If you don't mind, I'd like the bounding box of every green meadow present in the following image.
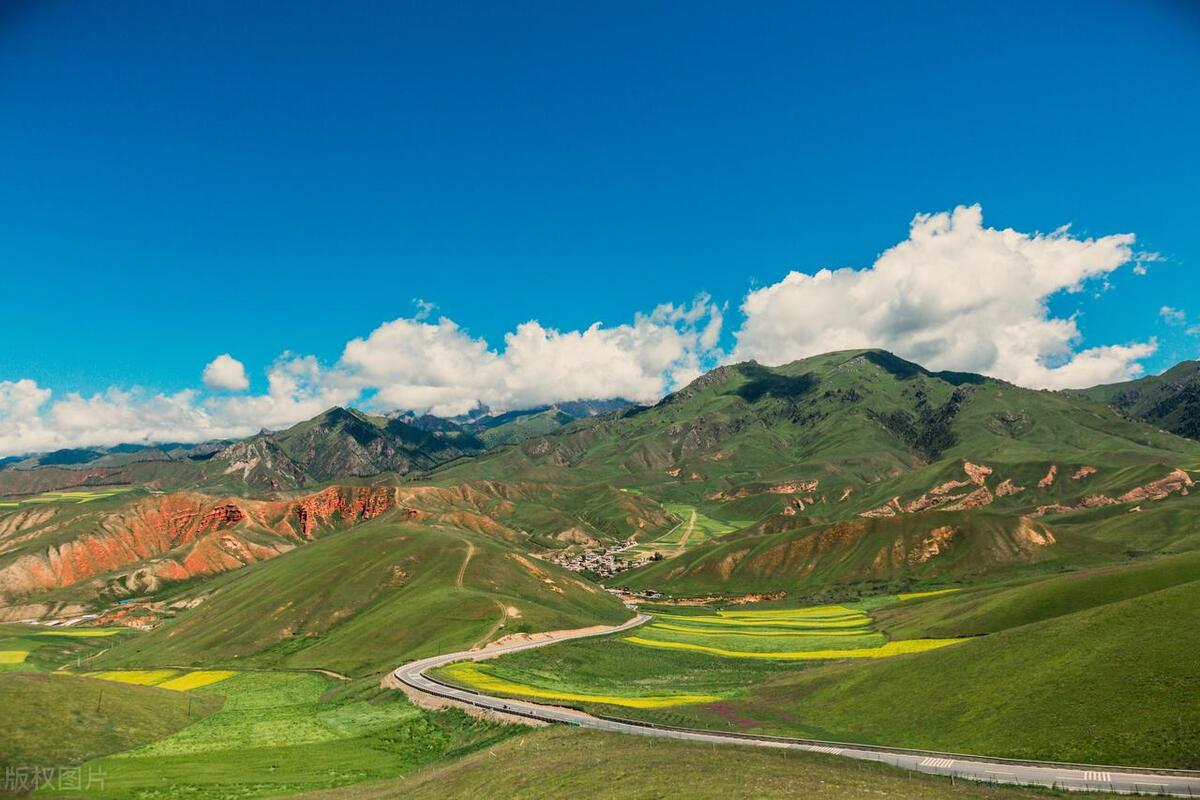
[32,672,516,800]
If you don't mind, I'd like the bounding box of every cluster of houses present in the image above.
[546,544,650,578]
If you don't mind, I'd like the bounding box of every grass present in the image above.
[874,549,1200,639]
[0,672,221,793]
[288,726,1114,800]
[439,661,722,708]
[96,514,630,677]
[35,672,517,799]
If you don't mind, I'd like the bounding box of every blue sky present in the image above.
[0,1,1198,452]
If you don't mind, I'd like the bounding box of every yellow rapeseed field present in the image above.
[155,670,237,691]
[0,651,29,664]
[88,669,178,686]
[623,636,969,659]
[649,623,871,637]
[655,613,870,629]
[716,605,858,618]
[35,628,122,637]
[441,662,721,708]
[897,588,962,601]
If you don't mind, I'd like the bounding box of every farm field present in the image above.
[80,668,236,692]
[34,671,517,799]
[623,502,749,558]
[0,488,133,506]
[0,625,135,673]
[432,602,968,715]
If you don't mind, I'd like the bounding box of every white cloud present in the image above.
[1160,306,1187,326]
[733,205,1153,389]
[202,354,250,391]
[342,296,723,416]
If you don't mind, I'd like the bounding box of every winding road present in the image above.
[392,614,1200,797]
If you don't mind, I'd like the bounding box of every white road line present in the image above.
[920,757,956,769]
[805,745,844,755]
[1083,771,1111,782]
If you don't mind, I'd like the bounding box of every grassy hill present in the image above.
[1071,360,1200,441]
[616,510,1095,596]
[33,673,514,800]
[95,509,631,676]
[292,727,1098,800]
[713,579,1200,767]
[0,672,222,793]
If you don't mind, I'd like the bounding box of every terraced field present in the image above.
[432,602,969,712]
[624,605,967,659]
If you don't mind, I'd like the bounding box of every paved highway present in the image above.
[393,614,1200,796]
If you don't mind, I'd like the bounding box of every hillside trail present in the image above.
[472,600,511,650]
[455,541,476,589]
[675,509,698,550]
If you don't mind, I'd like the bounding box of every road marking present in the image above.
[806,745,844,755]
[1083,771,1112,782]
[920,757,955,769]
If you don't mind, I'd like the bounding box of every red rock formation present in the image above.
[941,486,994,511]
[995,479,1025,497]
[963,461,992,486]
[292,486,393,538]
[1072,466,1098,480]
[0,486,396,604]
[1117,469,1193,502]
[1037,464,1058,488]
[907,525,959,565]
[766,479,820,494]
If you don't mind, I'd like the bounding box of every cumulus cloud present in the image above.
[342,296,723,416]
[202,354,250,391]
[733,205,1153,389]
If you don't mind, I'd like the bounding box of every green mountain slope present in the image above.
[95,509,631,676]
[1071,360,1200,441]
[440,349,1200,593]
[714,578,1200,767]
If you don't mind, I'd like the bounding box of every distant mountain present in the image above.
[1070,360,1200,441]
[214,407,486,490]
[388,398,635,447]
[0,407,486,496]
[0,442,228,471]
